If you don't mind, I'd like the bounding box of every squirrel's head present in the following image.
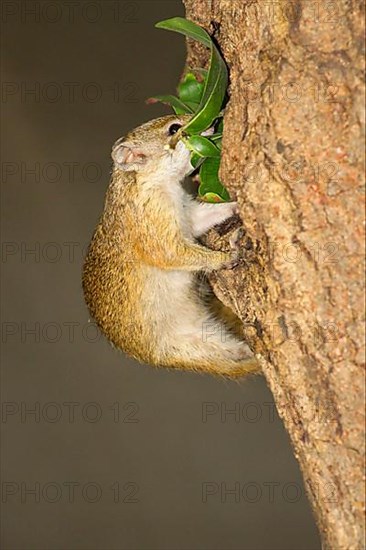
[111,114,195,180]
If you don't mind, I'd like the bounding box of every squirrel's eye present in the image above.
[168,123,182,136]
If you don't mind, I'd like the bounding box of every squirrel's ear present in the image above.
[112,142,147,171]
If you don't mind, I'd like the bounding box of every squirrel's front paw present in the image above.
[207,226,244,272]
[223,227,244,269]
[223,249,241,270]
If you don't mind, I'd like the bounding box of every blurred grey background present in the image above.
[1,1,320,549]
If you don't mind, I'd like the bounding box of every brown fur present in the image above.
[82,115,259,378]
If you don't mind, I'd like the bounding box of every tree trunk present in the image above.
[183,1,365,548]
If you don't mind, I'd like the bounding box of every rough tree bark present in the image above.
[183,0,365,548]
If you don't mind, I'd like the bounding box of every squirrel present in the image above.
[82,114,259,378]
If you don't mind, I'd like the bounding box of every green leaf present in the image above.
[200,192,226,203]
[185,101,200,111]
[155,17,230,202]
[198,157,230,202]
[190,68,209,80]
[156,17,228,134]
[186,46,227,134]
[178,73,204,104]
[210,135,222,149]
[190,153,203,169]
[146,94,194,114]
[185,135,220,158]
[156,17,211,47]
